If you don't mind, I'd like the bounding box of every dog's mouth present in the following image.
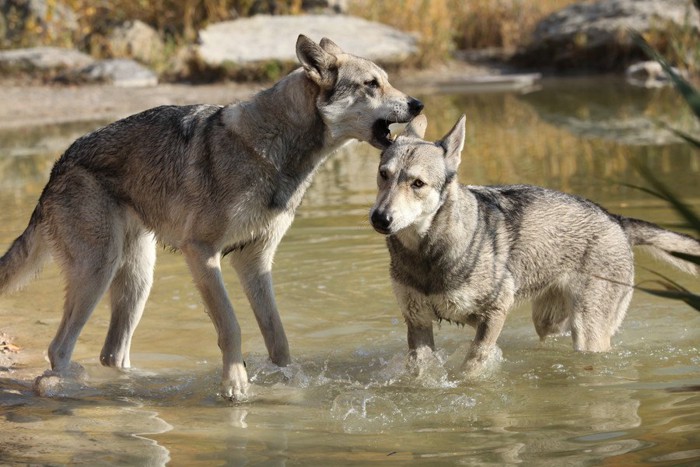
[371,120,413,149]
[372,224,391,235]
[371,119,395,149]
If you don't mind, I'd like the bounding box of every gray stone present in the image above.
[107,19,165,65]
[625,60,685,88]
[0,46,93,73]
[79,58,158,87]
[197,14,418,67]
[513,0,700,71]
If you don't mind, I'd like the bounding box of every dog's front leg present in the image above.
[407,322,435,357]
[462,310,507,376]
[182,242,249,401]
[230,237,291,367]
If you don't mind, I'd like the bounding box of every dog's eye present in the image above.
[412,179,425,189]
[379,169,388,180]
[364,79,379,89]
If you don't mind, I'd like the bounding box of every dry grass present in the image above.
[348,0,580,66]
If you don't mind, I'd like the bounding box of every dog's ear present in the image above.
[403,114,427,139]
[438,114,466,172]
[319,37,344,55]
[296,35,337,88]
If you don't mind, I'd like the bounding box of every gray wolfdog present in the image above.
[370,114,699,375]
[0,35,423,400]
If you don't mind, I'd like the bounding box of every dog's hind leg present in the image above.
[42,174,124,375]
[532,287,571,342]
[101,226,156,369]
[183,241,249,400]
[48,250,122,374]
[570,276,633,352]
[230,236,290,367]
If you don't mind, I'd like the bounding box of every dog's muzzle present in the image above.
[370,209,392,235]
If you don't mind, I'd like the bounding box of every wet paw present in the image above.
[220,381,250,403]
[220,364,250,402]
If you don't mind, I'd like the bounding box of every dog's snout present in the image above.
[371,210,393,234]
[408,98,424,116]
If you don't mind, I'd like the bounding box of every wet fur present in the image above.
[370,115,700,374]
[0,35,423,400]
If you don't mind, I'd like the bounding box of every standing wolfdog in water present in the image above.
[0,35,423,400]
[370,115,699,375]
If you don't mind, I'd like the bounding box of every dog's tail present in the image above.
[0,206,50,294]
[621,217,700,275]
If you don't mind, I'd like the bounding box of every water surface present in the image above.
[1,77,699,465]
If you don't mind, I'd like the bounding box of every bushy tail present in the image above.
[621,217,700,275]
[0,207,50,294]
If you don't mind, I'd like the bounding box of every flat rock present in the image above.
[197,14,418,66]
[0,46,94,73]
[78,58,158,87]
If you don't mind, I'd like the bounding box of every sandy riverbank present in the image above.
[0,60,498,130]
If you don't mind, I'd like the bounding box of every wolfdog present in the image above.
[370,114,699,375]
[0,35,423,400]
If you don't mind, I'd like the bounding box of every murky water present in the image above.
[1,77,699,465]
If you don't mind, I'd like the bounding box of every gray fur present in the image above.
[370,114,699,375]
[0,35,423,400]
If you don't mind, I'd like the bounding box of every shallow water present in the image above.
[1,77,699,465]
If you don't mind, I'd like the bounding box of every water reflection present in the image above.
[1,79,699,465]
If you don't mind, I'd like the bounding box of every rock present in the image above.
[77,58,158,87]
[0,46,93,75]
[512,0,700,71]
[301,0,347,14]
[197,14,418,67]
[230,0,347,16]
[0,0,78,47]
[625,60,685,87]
[107,19,165,65]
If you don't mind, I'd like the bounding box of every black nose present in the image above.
[408,98,424,115]
[371,210,392,233]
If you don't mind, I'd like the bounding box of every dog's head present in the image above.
[296,35,423,149]
[370,114,466,236]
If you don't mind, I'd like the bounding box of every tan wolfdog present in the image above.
[0,35,423,400]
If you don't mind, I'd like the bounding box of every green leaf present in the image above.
[635,163,700,235]
[669,127,700,150]
[670,251,700,266]
[631,31,700,119]
[636,286,700,311]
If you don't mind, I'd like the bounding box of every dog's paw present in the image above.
[33,362,88,397]
[220,382,250,402]
[461,345,503,379]
[220,364,251,402]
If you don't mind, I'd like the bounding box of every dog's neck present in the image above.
[223,70,348,171]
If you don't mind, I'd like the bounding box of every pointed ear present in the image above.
[319,37,344,55]
[403,114,427,139]
[296,34,337,88]
[438,114,466,172]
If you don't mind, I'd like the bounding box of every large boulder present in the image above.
[512,0,700,71]
[107,20,164,65]
[197,14,418,68]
